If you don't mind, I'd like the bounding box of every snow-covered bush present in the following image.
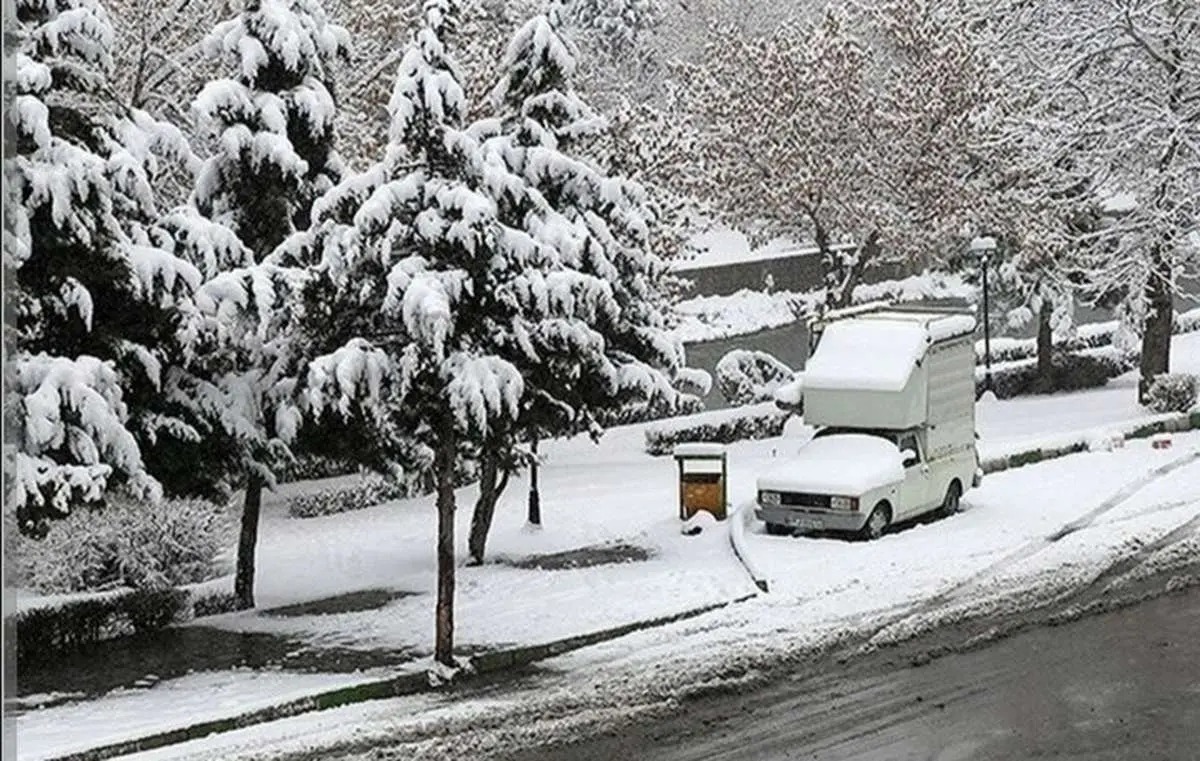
[14,586,203,664]
[1146,374,1198,414]
[1176,308,1200,335]
[286,475,407,518]
[286,461,479,518]
[715,350,794,406]
[980,350,1133,400]
[9,495,234,594]
[644,405,790,456]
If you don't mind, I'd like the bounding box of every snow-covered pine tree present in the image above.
[458,2,701,562]
[292,0,557,666]
[5,0,212,536]
[188,0,351,608]
[568,0,658,61]
[193,0,349,258]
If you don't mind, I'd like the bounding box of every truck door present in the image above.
[897,432,931,517]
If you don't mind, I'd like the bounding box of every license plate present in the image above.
[788,516,822,530]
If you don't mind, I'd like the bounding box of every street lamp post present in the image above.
[527,432,541,526]
[971,236,997,395]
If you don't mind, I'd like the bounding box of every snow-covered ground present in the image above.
[671,272,974,343]
[110,434,1200,761]
[12,331,1200,761]
[670,227,802,272]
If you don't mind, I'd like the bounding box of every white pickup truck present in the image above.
[756,305,981,540]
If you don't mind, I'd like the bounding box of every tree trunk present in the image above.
[1138,251,1174,404]
[467,450,499,566]
[1036,296,1054,389]
[467,453,512,566]
[434,437,457,668]
[235,479,263,610]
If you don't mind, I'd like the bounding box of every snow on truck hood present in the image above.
[757,434,905,496]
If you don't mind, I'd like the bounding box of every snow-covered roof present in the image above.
[757,434,904,495]
[803,319,929,392]
[673,442,728,458]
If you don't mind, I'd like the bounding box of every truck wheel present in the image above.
[765,522,791,536]
[939,481,962,518]
[859,503,890,541]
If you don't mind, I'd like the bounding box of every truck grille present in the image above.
[761,491,832,509]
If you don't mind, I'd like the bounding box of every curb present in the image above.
[981,410,1200,475]
[728,501,769,593]
[50,594,757,761]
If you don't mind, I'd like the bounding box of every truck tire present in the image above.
[939,481,962,518]
[859,503,890,541]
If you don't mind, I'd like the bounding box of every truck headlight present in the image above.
[759,490,781,506]
[830,495,859,511]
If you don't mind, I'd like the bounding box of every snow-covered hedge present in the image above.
[287,475,409,518]
[644,403,791,456]
[12,579,239,665]
[978,349,1134,399]
[286,462,480,519]
[8,495,234,594]
[977,308,1200,365]
[1146,374,1199,414]
[715,350,794,406]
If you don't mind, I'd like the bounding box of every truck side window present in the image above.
[899,434,921,465]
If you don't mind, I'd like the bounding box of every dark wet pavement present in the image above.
[16,589,418,702]
[507,587,1200,761]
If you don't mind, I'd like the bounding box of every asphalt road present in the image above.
[506,587,1200,761]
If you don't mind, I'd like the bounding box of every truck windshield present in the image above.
[813,427,900,445]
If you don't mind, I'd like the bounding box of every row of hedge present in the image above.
[644,404,791,456]
[13,579,240,665]
[286,459,480,519]
[977,307,1200,365]
[977,348,1136,399]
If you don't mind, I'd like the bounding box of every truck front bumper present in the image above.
[755,505,868,533]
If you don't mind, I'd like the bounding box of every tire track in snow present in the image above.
[860,447,1200,648]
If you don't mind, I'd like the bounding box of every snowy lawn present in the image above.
[12,332,1200,761]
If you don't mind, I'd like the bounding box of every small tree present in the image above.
[464,2,700,562]
[190,0,350,608]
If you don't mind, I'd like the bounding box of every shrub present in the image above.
[287,475,409,519]
[1146,373,1199,414]
[123,588,190,633]
[715,350,795,406]
[285,461,480,519]
[980,350,1133,399]
[9,495,235,594]
[645,403,790,456]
